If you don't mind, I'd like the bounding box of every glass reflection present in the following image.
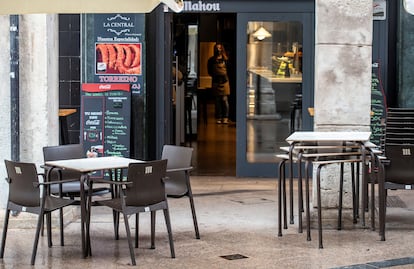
[246,21,303,163]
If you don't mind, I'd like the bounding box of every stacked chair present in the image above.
[278,140,364,248]
[378,108,414,241]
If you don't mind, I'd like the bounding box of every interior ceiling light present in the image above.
[162,0,184,12]
[252,26,272,41]
[404,0,414,14]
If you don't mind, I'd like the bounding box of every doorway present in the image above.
[172,13,237,176]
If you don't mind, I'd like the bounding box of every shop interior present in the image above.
[172,13,237,176]
[172,13,304,176]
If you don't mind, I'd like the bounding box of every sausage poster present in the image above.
[82,13,145,94]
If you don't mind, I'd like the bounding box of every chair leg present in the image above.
[305,161,311,241]
[135,214,139,248]
[298,155,303,233]
[355,163,360,219]
[338,163,344,230]
[371,172,376,231]
[185,173,200,239]
[289,156,294,225]
[163,208,175,258]
[110,175,120,241]
[60,208,64,246]
[283,163,287,230]
[278,159,286,237]
[351,163,357,224]
[114,210,120,240]
[362,162,369,227]
[31,211,45,265]
[123,212,136,266]
[316,164,324,249]
[47,212,53,247]
[378,162,386,241]
[0,209,10,258]
[150,211,156,249]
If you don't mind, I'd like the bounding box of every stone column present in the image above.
[19,14,60,164]
[0,14,59,213]
[0,16,11,207]
[313,0,373,225]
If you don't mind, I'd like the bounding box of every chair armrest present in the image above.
[33,178,80,188]
[162,176,170,183]
[379,157,390,166]
[41,164,64,171]
[167,166,193,173]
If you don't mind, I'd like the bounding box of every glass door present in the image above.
[236,13,314,177]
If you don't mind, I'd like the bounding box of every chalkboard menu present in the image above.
[370,62,387,146]
[81,83,131,159]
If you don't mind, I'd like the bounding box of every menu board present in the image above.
[370,62,387,146]
[82,13,146,160]
[81,83,131,159]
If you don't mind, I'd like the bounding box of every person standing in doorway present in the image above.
[208,43,230,124]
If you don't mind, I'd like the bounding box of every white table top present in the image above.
[286,131,372,144]
[45,156,143,173]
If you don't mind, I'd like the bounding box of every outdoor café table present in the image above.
[44,156,142,258]
[284,131,372,248]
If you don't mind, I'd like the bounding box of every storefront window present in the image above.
[246,21,302,163]
[398,1,414,107]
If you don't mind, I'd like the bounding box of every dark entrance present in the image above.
[171,13,237,176]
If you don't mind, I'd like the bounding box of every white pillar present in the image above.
[0,16,11,207]
[314,0,373,214]
[19,14,60,164]
[0,14,59,210]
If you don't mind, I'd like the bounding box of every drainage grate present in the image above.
[220,254,249,260]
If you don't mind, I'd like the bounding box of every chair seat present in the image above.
[44,196,77,211]
[50,182,110,197]
[164,178,188,197]
[96,198,122,211]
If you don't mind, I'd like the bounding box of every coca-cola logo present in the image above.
[99,84,112,90]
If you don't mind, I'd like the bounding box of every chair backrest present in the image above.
[4,160,41,207]
[161,145,193,169]
[43,144,83,180]
[43,144,84,161]
[384,144,414,185]
[124,159,168,206]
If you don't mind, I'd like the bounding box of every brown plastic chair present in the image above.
[162,145,200,239]
[42,144,111,245]
[89,160,175,266]
[1,160,77,265]
[378,144,414,241]
[369,108,414,240]
[43,144,110,199]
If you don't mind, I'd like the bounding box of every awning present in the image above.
[0,0,183,15]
